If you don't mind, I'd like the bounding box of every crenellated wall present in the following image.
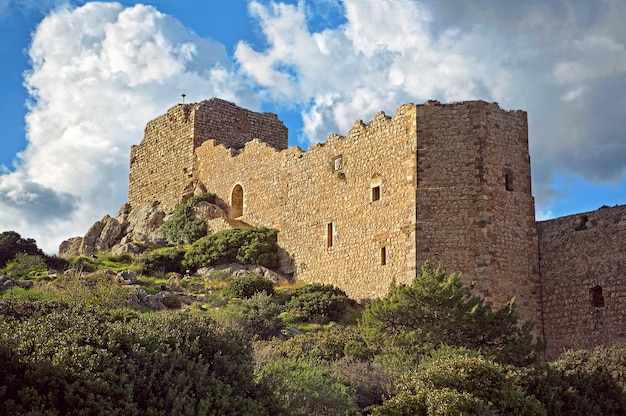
[128,98,287,212]
[122,97,626,356]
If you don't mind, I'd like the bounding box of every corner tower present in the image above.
[415,101,542,331]
[128,98,287,212]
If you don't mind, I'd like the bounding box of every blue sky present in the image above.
[1,0,625,253]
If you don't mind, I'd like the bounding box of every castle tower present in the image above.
[414,101,542,332]
[128,98,287,212]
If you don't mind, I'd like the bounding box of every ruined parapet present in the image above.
[128,98,287,213]
[538,204,626,359]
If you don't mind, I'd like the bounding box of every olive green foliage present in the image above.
[359,261,539,365]
[140,248,185,275]
[161,193,216,245]
[0,231,44,268]
[228,274,275,298]
[522,346,626,416]
[0,299,278,416]
[2,252,48,276]
[263,325,363,362]
[238,292,285,340]
[184,227,279,269]
[256,356,360,416]
[287,283,350,324]
[372,349,546,416]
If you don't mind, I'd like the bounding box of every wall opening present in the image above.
[589,286,605,308]
[371,176,382,202]
[380,246,387,265]
[326,222,334,248]
[231,184,244,218]
[372,186,381,202]
[504,169,514,192]
[332,155,343,172]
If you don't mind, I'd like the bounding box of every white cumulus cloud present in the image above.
[236,0,626,212]
[0,2,256,252]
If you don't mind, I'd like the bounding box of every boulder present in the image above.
[117,269,138,285]
[0,276,15,291]
[59,237,84,257]
[196,263,285,284]
[95,215,123,252]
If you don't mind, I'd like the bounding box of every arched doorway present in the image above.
[231,184,244,218]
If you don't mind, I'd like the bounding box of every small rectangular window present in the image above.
[372,185,381,202]
[380,247,387,265]
[504,169,514,192]
[327,222,334,248]
[333,156,343,171]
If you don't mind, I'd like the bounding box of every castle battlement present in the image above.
[125,97,626,359]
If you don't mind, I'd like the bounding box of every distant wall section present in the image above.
[538,205,626,359]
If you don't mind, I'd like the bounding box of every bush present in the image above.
[372,350,546,416]
[287,283,350,324]
[161,193,216,245]
[255,356,360,416]
[0,231,44,268]
[239,292,284,340]
[228,274,275,298]
[522,346,626,415]
[2,253,47,276]
[0,304,279,415]
[359,261,539,365]
[184,227,279,269]
[140,249,185,275]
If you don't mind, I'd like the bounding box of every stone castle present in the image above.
[63,98,626,359]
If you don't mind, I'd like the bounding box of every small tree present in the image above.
[0,231,44,268]
[359,261,539,365]
[160,193,216,245]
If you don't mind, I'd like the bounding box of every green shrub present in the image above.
[522,346,626,416]
[161,193,216,245]
[263,325,362,361]
[0,231,44,268]
[228,274,275,298]
[359,261,539,366]
[239,292,284,340]
[140,248,185,275]
[287,283,350,324]
[184,227,279,269]
[0,304,279,415]
[2,253,47,276]
[255,356,360,416]
[372,350,546,416]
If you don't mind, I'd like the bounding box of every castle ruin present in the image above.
[67,98,626,359]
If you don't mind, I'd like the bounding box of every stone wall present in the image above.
[128,99,287,212]
[194,105,419,300]
[414,101,542,332]
[538,205,626,359]
[127,98,542,330]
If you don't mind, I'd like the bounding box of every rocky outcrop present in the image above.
[59,198,229,258]
[59,215,123,257]
[197,263,286,284]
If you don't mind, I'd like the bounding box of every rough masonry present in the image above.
[66,97,626,359]
[128,98,543,336]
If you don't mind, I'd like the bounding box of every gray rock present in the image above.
[0,276,15,291]
[117,269,138,285]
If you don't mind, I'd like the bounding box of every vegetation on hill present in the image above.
[2,231,626,415]
[160,192,216,245]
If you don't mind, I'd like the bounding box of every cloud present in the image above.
[0,2,256,253]
[236,0,626,211]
